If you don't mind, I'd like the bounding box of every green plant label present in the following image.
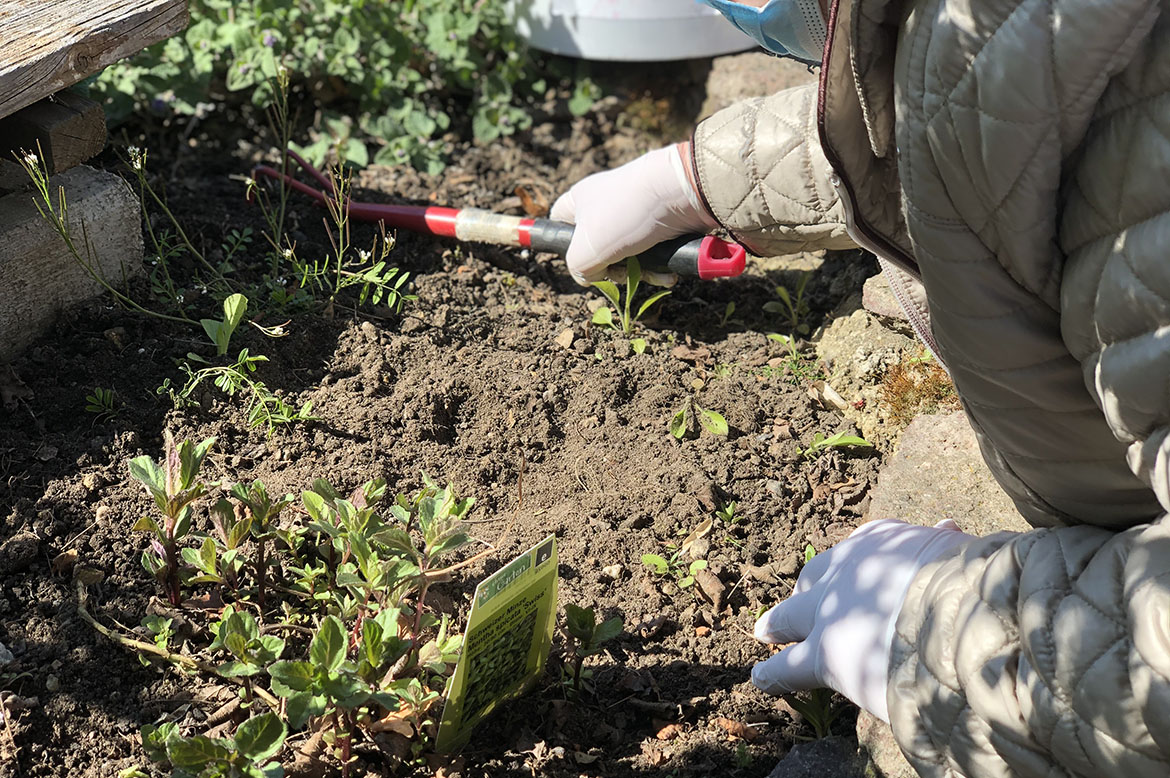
[434,535,558,754]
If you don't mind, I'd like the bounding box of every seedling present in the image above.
[563,604,623,696]
[138,615,174,667]
[670,401,729,440]
[85,387,118,422]
[800,431,873,459]
[715,501,743,526]
[717,300,739,328]
[591,257,671,334]
[642,551,708,589]
[786,688,842,739]
[763,272,811,334]
[202,293,248,356]
[231,480,296,609]
[804,543,817,565]
[141,713,286,778]
[129,433,216,606]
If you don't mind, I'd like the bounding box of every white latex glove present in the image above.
[550,143,718,286]
[752,519,973,722]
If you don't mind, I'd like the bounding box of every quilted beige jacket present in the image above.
[692,0,1170,775]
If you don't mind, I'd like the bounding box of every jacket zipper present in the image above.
[829,172,944,364]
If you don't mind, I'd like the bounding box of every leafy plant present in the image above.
[764,272,811,334]
[800,431,873,459]
[141,713,286,778]
[718,301,739,328]
[787,688,842,739]
[563,604,622,696]
[202,293,248,356]
[93,0,546,174]
[642,552,708,589]
[715,500,742,526]
[85,387,119,422]
[804,543,817,565]
[669,401,729,440]
[129,433,216,606]
[231,480,295,609]
[591,257,671,335]
[211,608,286,704]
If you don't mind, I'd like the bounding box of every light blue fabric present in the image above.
[700,0,827,64]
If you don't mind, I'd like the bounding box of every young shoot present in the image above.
[129,432,216,606]
[800,431,873,459]
[563,604,623,696]
[591,257,671,334]
[141,713,286,778]
[670,401,729,440]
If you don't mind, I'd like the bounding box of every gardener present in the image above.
[550,0,1170,775]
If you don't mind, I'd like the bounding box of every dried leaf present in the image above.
[514,185,548,218]
[712,716,759,742]
[670,344,712,364]
[637,615,668,640]
[679,518,713,557]
[656,723,683,741]
[808,380,850,411]
[51,549,78,575]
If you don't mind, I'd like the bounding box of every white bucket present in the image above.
[507,0,756,62]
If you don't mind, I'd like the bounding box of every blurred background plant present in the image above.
[89,0,567,174]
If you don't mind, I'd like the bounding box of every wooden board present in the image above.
[0,0,188,120]
[0,165,143,362]
[0,91,106,177]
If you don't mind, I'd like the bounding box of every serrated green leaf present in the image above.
[268,661,314,694]
[234,713,285,761]
[285,691,326,729]
[593,617,623,645]
[309,616,345,672]
[166,735,231,769]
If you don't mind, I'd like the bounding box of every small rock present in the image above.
[95,505,112,523]
[360,320,377,336]
[554,328,575,349]
[45,675,60,693]
[36,445,58,462]
[0,642,14,666]
[601,564,624,581]
[0,532,39,574]
[862,273,909,322]
[82,473,100,491]
[766,736,866,778]
[103,327,127,348]
[765,480,785,498]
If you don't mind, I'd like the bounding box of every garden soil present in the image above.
[0,59,886,777]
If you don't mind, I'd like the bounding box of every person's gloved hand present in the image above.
[550,143,718,286]
[752,519,973,722]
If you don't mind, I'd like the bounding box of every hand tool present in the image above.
[250,150,746,280]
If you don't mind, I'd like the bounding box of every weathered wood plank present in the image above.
[0,0,188,120]
[0,165,144,362]
[0,91,106,175]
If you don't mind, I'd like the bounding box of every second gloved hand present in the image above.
[550,144,718,286]
[752,519,974,722]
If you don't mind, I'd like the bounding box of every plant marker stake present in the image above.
[250,151,747,280]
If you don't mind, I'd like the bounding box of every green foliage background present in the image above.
[93,0,537,173]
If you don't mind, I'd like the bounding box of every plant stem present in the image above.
[257,535,267,611]
[164,530,181,607]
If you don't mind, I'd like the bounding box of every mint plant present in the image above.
[563,604,623,696]
[129,433,216,606]
[141,713,286,778]
[231,480,295,609]
[211,608,286,705]
[591,257,672,335]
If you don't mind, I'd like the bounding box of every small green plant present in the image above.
[138,615,175,667]
[734,741,754,768]
[670,401,729,439]
[141,713,286,778]
[202,293,248,356]
[591,257,671,335]
[787,688,843,739]
[563,604,623,696]
[804,543,817,565]
[800,431,873,459]
[642,552,708,589]
[85,387,119,422]
[715,500,742,526]
[129,433,216,606]
[718,300,739,327]
[764,272,811,334]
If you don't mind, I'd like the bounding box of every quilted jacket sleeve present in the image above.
[887,6,1170,776]
[691,83,857,257]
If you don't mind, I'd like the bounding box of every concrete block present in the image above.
[0,165,142,362]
